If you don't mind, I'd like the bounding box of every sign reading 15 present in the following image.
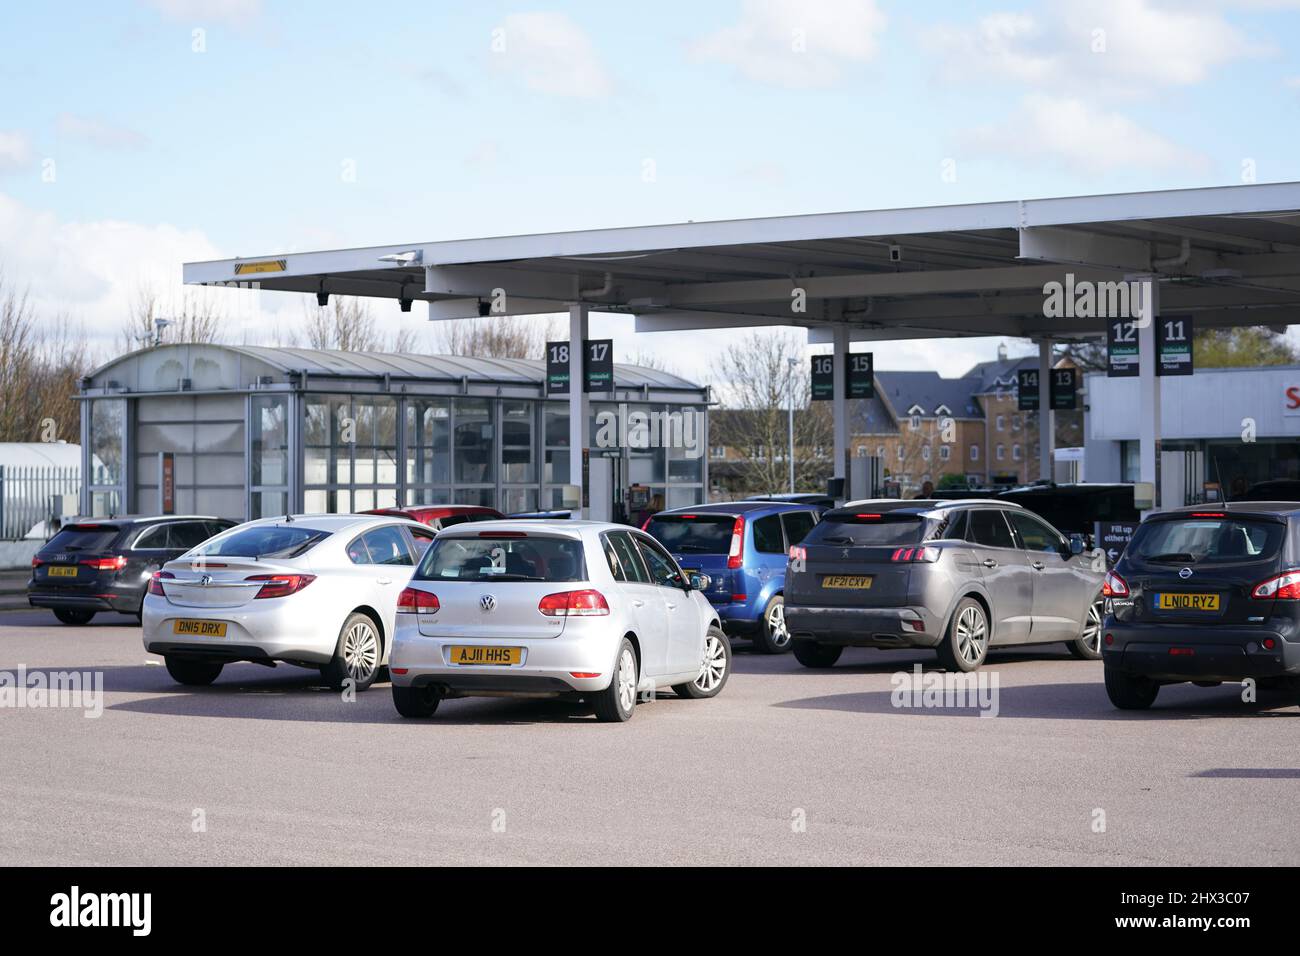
[848,354,871,374]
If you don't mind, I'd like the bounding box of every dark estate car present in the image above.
[28,515,236,624]
[785,499,1105,671]
[1101,502,1300,710]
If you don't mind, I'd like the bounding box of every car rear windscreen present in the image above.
[45,525,121,552]
[194,526,330,559]
[807,512,927,547]
[645,515,735,553]
[417,535,586,582]
[1131,515,1285,564]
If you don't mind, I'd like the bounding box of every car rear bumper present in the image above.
[140,594,338,666]
[28,583,142,614]
[785,604,939,648]
[389,619,618,696]
[1102,621,1300,681]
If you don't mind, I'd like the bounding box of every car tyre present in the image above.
[322,612,382,692]
[792,638,843,669]
[392,683,442,718]
[591,637,638,723]
[674,625,731,699]
[936,597,989,672]
[53,608,95,626]
[164,655,223,686]
[1066,595,1104,660]
[1104,665,1160,710]
[752,595,792,654]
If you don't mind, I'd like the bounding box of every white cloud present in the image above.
[143,0,263,24]
[56,114,149,150]
[691,0,887,88]
[491,13,612,98]
[963,94,1211,175]
[0,131,32,174]
[926,0,1268,93]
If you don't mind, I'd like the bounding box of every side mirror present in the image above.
[1068,534,1085,556]
[688,572,711,591]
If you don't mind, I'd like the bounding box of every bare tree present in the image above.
[118,284,223,352]
[714,331,833,495]
[0,272,90,443]
[299,297,385,352]
[431,314,555,359]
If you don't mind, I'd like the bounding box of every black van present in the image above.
[1100,503,1300,709]
[27,516,235,624]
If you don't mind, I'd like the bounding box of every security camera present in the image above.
[316,292,330,307]
[399,298,412,313]
[889,245,903,263]
[477,299,491,317]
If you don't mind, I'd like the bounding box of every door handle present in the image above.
[1031,562,1045,571]
[666,602,677,610]
[376,578,393,585]
[632,599,645,608]
[982,559,998,568]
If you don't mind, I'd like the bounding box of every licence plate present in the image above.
[48,566,78,578]
[450,645,523,666]
[822,575,873,589]
[1155,592,1220,612]
[173,619,228,637]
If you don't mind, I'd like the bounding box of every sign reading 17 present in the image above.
[588,341,609,362]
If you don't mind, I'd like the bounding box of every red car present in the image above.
[361,504,504,531]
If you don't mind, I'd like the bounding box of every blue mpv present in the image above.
[643,501,821,653]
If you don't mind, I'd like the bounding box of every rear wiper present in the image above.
[821,535,856,544]
[676,545,714,552]
[1146,552,1199,563]
[476,573,546,581]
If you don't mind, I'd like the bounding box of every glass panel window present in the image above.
[405,399,450,486]
[752,514,785,554]
[361,525,413,565]
[501,487,538,514]
[251,395,289,487]
[454,486,496,509]
[501,401,535,483]
[89,399,125,486]
[454,399,494,485]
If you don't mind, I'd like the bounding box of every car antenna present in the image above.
[1213,453,1229,503]
[284,513,294,523]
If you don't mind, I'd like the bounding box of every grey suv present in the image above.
[784,500,1105,671]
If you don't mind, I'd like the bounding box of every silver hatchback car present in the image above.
[784,500,1105,671]
[389,520,731,722]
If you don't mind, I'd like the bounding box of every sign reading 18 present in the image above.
[548,343,569,364]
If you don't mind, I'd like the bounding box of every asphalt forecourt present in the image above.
[2,608,1297,871]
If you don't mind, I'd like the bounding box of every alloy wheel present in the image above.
[1081,600,1103,654]
[766,601,790,648]
[694,633,728,692]
[616,647,637,713]
[342,620,379,682]
[955,605,988,666]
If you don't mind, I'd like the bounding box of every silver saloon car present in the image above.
[142,514,437,689]
[388,520,730,722]
[784,500,1105,671]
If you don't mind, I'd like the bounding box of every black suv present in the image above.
[28,516,235,624]
[1101,503,1300,710]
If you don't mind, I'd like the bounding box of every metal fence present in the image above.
[0,466,81,540]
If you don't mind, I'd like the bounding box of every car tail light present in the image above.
[538,588,610,617]
[148,570,174,596]
[727,516,745,570]
[640,517,652,531]
[569,671,602,679]
[31,556,44,568]
[1252,570,1300,600]
[1263,637,1277,650]
[81,555,126,571]
[788,545,807,563]
[855,513,882,520]
[1102,569,1129,597]
[245,573,316,599]
[1190,512,1226,518]
[396,586,440,613]
[890,546,940,563]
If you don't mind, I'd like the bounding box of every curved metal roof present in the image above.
[89,344,702,391]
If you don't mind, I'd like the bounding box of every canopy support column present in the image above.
[1038,338,1055,482]
[832,324,849,500]
[1137,276,1161,514]
[568,303,590,519]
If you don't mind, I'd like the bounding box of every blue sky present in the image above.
[2,0,1298,379]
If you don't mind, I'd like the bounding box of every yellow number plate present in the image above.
[822,575,873,589]
[173,619,228,637]
[47,566,78,578]
[450,645,523,666]
[1156,593,1219,612]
